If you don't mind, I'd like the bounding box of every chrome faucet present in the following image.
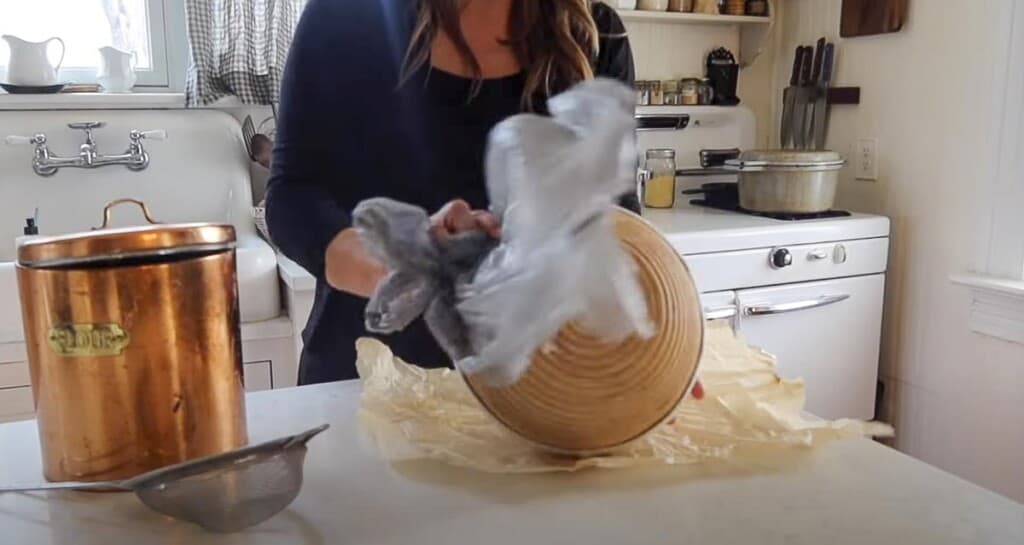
[5,122,166,177]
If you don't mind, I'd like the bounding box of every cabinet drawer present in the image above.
[0,386,35,423]
[0,360,30,388]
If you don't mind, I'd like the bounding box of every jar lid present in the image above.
[645,148,675,159]
[17,199,236,268]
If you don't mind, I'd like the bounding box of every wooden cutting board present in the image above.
[840,0,908,38]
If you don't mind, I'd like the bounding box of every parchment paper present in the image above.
[356,322,893,473]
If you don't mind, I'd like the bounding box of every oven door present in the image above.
[734,274,885,420]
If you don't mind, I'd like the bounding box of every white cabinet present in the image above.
[243,361,274,392]
[734,274,885,420]
[0,386,34,423]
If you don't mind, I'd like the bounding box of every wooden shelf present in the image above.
[614,2,776,67]
[616,9,772,25]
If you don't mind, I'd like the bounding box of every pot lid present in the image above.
[725,149,845,172]
[17,199,236,268]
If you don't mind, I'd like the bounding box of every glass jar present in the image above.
[635,81,651,106]
[698,78,715,105]
[639,149,677,208]
[649,80,664,105]
[680,78,700,105]
[746,0,768,15]
[668,0,693,12]
[662,79,681,105]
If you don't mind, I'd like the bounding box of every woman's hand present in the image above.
[430,199,501,239]
[324,228,387,297]
[325,199,498,298]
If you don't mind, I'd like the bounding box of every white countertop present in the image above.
[1,381,1021,544]
[642,203,891,255]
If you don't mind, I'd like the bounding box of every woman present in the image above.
[267,0,669,387]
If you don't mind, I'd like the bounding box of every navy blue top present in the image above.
[266,0,636,384]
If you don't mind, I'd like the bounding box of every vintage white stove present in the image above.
[637,105,889,420]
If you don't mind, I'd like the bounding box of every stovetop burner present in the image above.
[690,200,853,221]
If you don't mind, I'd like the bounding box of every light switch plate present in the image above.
[854,138,879,180]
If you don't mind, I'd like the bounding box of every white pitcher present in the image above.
[97,46,137,93]
[2,35,65,86]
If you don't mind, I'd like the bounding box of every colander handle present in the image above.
[95,198,160,230]
[283,423,331,448]
[0,480,127,493]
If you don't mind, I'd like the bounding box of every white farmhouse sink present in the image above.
[0,109,280,345]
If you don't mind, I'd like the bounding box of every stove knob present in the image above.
[834,244,847,264]
[770,248,793,269]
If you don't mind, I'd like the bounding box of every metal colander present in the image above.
[1,424,328,533]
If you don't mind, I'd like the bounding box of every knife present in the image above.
[791,46,814,150]
[779,46,804,148]
[804,38,826,150]
[813,43,835,150]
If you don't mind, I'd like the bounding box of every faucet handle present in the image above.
[68,121,106,131]
[130,129,166,141]
[5,134,46,146]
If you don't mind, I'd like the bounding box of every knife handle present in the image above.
[799,46,813,85]
[810,38,826,83]
[789,46,803,86]
[822,43,835,85]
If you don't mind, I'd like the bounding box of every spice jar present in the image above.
[635,81,651,106]
[662,79,681,105]
[649,80,664,105]
[725,0,746,15]
[746,0,768,15]
[638,149,677,208]
[680,78,700,105]
[698,78,715,105]
[668,0,693,11]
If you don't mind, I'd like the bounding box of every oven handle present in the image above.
[704,305,738,320]
[743,294,850,316]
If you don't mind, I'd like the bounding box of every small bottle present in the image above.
[16,214,41,252]
[24,217,38,236]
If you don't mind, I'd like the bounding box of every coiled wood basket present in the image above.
[464,208,705,453]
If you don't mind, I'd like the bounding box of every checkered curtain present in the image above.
[184,0,309,106]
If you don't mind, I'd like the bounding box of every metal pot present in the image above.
[16,199,248,483]
[725,150,845,214]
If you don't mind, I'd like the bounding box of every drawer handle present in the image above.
[704,305,737,320]
[743,294,850,316]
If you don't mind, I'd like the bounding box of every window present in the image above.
[0,0,187,89]
[951,0,1024,345]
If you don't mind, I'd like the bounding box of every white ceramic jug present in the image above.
[97,46,137,93]
[2,35,65,86]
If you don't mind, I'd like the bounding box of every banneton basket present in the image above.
[464,208,705,453]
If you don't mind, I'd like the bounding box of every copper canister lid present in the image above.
[17,199,236,268]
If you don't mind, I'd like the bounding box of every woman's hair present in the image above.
[402,0,600,109]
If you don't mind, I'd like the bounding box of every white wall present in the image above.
[755,0,1024,502]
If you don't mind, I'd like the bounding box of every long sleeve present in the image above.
[265,0,409,277]
[592,3,641,213]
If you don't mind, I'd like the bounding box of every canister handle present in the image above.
[95,198,161,230]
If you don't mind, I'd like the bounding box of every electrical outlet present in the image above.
[854,138,879,181]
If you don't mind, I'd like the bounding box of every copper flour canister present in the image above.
[16,199,248,482]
